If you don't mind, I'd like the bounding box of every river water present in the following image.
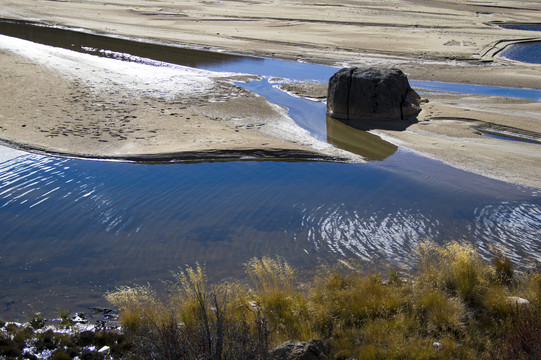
[0,20,540,320]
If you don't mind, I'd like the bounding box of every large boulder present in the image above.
[327,67,421,124]
[269,340,327,360]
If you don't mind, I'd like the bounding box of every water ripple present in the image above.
[470,202,541,263]
[0,150,540,321]
[297,203,441,263]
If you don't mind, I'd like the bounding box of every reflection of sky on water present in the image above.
[238,78,328,140]
[204,57,337,83]
[498,23,541,32]
[410,80,541,101]
[1,150,539,314]
[500,42,541,65]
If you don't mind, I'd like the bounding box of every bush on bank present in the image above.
[1,241,539,359]
[104,241,540,360]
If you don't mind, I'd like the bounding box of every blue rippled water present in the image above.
[1,148,540,319]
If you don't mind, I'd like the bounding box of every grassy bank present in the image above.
[1,241,540,359]
[106,241,539,359]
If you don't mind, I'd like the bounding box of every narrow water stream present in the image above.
[0,19,540,321]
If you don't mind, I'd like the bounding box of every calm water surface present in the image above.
[498,23,541,32]
[500,42,541,64]
[1,19,540,320]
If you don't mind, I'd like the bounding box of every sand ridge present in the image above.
[0,35,356,162]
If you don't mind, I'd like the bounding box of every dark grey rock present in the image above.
[269,339,327,360]
[327,67,421,124]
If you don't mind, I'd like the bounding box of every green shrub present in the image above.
[50,350,72,360]
[58,309,74,328]
[0,332,21,357]
[29,312,46,330]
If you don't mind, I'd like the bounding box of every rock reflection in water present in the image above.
[326,114,397,161]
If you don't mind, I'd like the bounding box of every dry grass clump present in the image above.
[106,263,268,360]
[105,241,540,360]
[105,284,159,335]
[245,257,313,343]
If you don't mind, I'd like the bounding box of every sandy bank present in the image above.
[285,81,541,189]
[374,95,541,189]
[0,35,355,162]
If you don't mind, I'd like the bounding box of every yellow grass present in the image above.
[105,241,540,360]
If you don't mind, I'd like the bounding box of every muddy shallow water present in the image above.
[0,19,540,320]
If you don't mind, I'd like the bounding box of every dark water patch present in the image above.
[499,41,541,64]
[0,18,256,69]
[496,22,541,32]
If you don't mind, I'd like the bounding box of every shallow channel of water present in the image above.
[0,19,540,320]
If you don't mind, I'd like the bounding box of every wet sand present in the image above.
[0,0,540,186]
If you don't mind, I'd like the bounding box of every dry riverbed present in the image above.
[0,0,540,187]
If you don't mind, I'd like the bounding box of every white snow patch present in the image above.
[0,34,234,100]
